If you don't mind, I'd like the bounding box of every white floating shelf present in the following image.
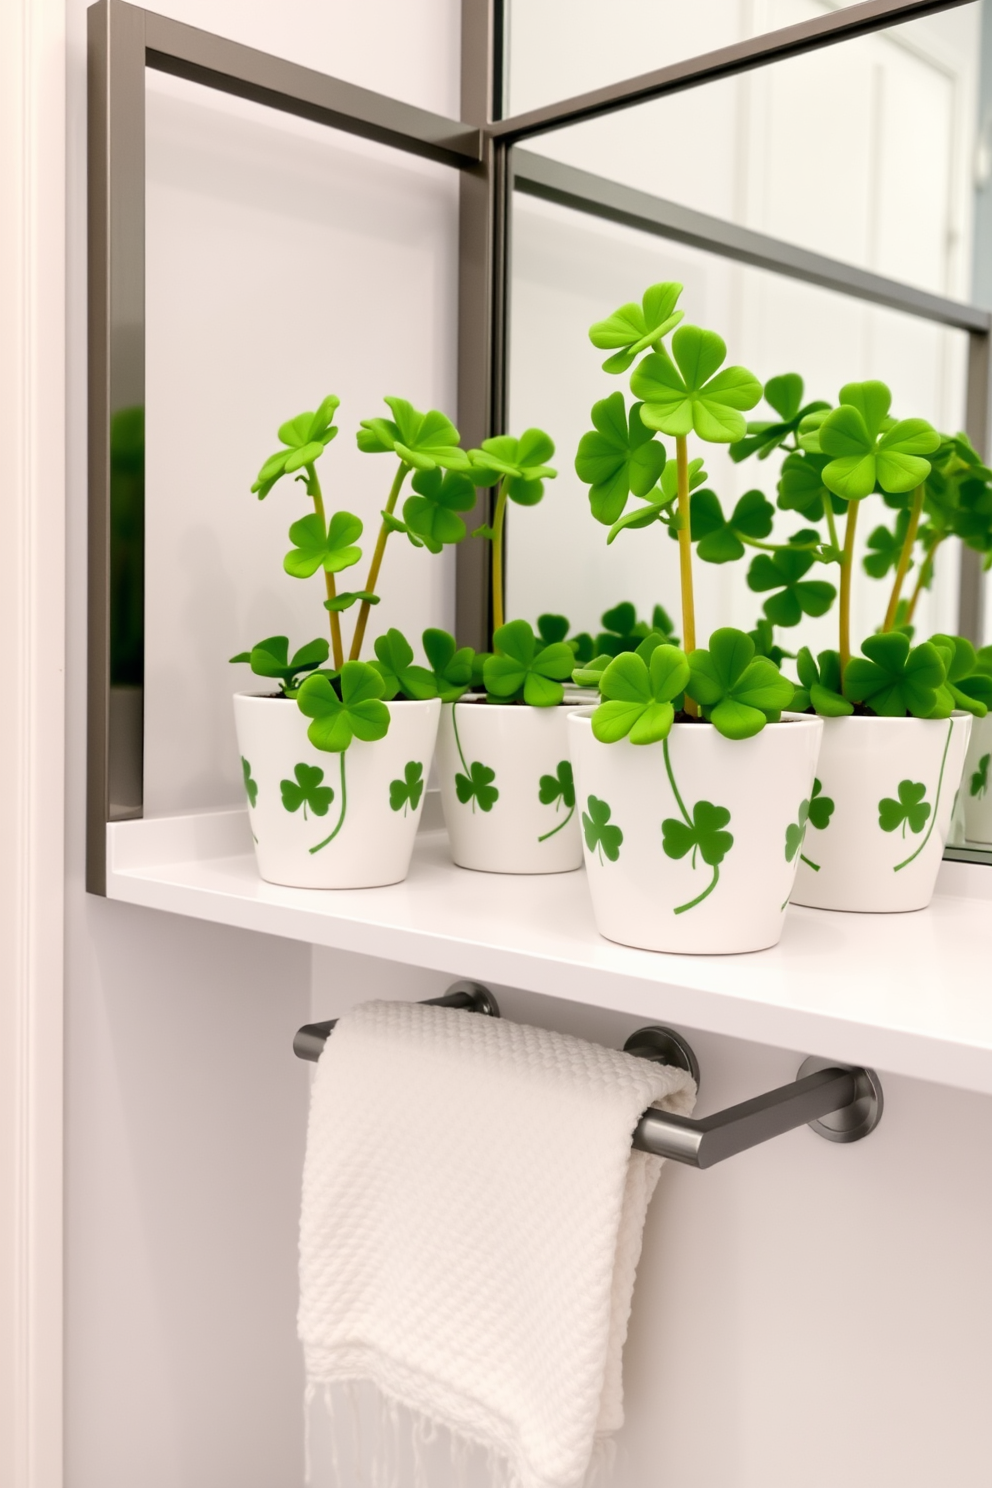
[106,803,992,1096]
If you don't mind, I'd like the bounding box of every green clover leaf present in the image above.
[241,756,258,809]
[357,397,470,472]
[776,450,845,520]
[631,325,762,444]
[229,635,330,693]
[687,627,795,739]
[808,777,835,830]
[296,663,390,753]
[588,281,684,373]
[423,627,474,702]
[536,614,569,645]
[455,760,498,813]
[389,760,424,815]
[795,647,852,717]
[971,753,990,799]
[747,545,836,628]
[280,762,335,820]
[662,801,733,868]
[582,795,623,863]
[401,468,476,553]
[730,374,831,463]
[607,455,706,544]
[324,590,380,613]
[844,633,946,718]
[592,645,689,745]
[819,381,940,500]
[251,395,340,498]
[678,488,775,564]
[539,759,575,810]
[370,628,437,702]
[284,510,363,579]
[483,619,573,706]
[878,780,931,836]
[748,618,794,669]
[928,633,991,718]
[575,394,666,525]
[469,428,557,507]
[863,509,913,578]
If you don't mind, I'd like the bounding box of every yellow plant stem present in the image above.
[307,464,343,670]
[881,484,924,633]
[675,435,698,717]
[906,532,943,625]
[491,479,508,637]
[839,498,860,674]
[349,460,410,661]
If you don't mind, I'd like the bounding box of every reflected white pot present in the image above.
[567,710,823,954]
[233,693,440,889]
[791,712,972,913]
[435,698,583,874]
[962,712,992,846]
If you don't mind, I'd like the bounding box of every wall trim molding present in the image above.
[0,0,67,1483]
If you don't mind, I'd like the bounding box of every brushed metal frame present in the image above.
[87,0,989,892]
[293,987,884,1167]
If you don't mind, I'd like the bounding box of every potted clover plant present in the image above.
[432,429,588,874]
[230,395,474,889]
[731,379,990,910]
[569,283,823,954]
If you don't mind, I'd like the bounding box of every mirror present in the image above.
[502,0,992,862]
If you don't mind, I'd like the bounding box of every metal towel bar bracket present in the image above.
[294,981,882,1169]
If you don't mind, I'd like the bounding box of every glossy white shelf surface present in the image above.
[106,804,992,1095]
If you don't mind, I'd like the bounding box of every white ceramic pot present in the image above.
[567,710,823,954]
[962,711,992,845]
[435,697,583,873]
[791,712,972,913]
[233,692,441,888]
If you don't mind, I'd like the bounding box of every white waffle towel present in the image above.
[298,1000,696,1488]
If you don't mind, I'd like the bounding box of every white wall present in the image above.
[64,4,992,1488]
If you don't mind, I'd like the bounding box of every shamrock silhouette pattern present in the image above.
[971,753,990,799]
[537,760,576,842]
[661,740,733,914]
[456,760,499,814]
[808,777,835,831]
[280,763,334,820]
[878,780,931,838]
[784,800,810,865]
[582,796,623,864]
[241,756,258,809]
[389,761,425,816]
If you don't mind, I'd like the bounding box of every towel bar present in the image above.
[295,982,882,1168]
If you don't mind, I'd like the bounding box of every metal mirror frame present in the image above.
[87,0,988,892]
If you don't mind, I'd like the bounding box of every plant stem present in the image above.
[882,484,924,632]
[309,752,348,854]
[821,491,841,555]
[491,479,508,638]
[349,460,410,661]
[741,536,820,554]
[839,499,860,674]
[306,464,343,670]
[905,532,943,625]
[675,435,697,716]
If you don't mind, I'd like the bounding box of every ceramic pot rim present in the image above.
[568,707,823,731]
[234,691,439,711]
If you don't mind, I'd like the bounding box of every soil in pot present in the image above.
[435,694,584,874]
[568,709,824,954]
[234,692,441,889]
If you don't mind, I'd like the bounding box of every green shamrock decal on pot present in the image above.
[574,393,667,525]
[971,753,990,799]
[483,620,574,707]
[809,778,835,831]
[455,760,498,814]
[844,633,945,717]
[592,644,689,745]
[251,395,340,499]
[631,325,762,443]
[785,800,811,866]
[280,763,334,820]
[747,542,836,628]
[660,740,733,916]
[588,280,684,374]
[879,781,931,838]
[784,778,835,883]
[538,760,576,842]
[241,756,258,809]
[582,796,623,864]
[389,761,424,815]
[284,510,363,579]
